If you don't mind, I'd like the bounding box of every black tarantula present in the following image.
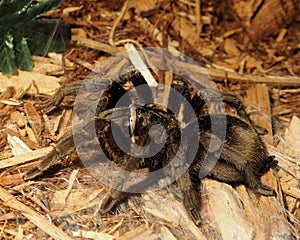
[24,70,277,225]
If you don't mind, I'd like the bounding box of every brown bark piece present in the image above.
[233,0,300,39]
[0,173,24,187]
[0,87,15,109]
[242,84,297,238]
[245,83,273,143]
[24,102,42,145]
[0,87,17,123]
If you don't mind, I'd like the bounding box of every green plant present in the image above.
[0,0,71,75]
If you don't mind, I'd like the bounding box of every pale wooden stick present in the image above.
[195,0,202,37]
[148,55,300,86]
[72,36,119,55]
[0,146,54,170]
[205,68,300,86]
[125,43,158,87]
[108,0,131,46]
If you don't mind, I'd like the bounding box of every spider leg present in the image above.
[25,70,141,177]
[44,82,82,113]
[220,93,271,137]
[215,143,276,196]
[177,171,202,225]
[197,111,276,196]
[23,131,75,180]
[244,166,276,196]
[206,161,243,183]
[165,142,202,226]
[197,88,252,124]
[99,155,138,214]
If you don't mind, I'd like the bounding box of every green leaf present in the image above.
[15,37,34,71]
[0,0,61,24]
[0,31,17,75]
[23,0,61,21]
[0,0,70,75]
[16,19,71,56]
[0,0,33,20]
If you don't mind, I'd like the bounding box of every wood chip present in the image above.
[7,134,32,156]
[0,99,22,106]
[72,35,119,55]
[224,38,240,56]
[201,179,254,239]
[0,87,15,109]
[62,6,83,16]
[245,84,273,143]
[0,186,73,240]
[0,173,24,187]
[57,109,72,139]
[0,71,60,95]
[0,146,54,170]
[277,116,300,157]
[142,190,206,240]
[24,102,42,144]
[118,224,177,240]
[71,230,114,240]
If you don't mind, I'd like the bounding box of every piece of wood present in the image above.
[200,180,254,239]
[7,134,32,156]
[0,87,16,109]
[193,66,300,87]
[0,186,73,240]
[245,84,273,143]
[0,71,60,95]
[71,230,114,240]
[233,0,299,39]
[72,35,119,55]
[142,190,207,240]
[242,84,297,237]
[277,116,300,157]
[274,116,300,223]
[57,109,73,139]
[0,146,53,170]
[125,43,158,87]
[205,68,300,86]
[148,54,300,86]
[24,102,42,145]
[6,129,40,150]
[118,225,177,240]
[200,178,297,239]
[0,173,24,187]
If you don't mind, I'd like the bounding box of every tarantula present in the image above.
[24,70,277,225]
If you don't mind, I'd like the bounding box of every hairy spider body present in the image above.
[95,105,181,171]
[24,70,277,225]
[191,113,277,195]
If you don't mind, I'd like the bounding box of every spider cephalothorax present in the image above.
[24,70,277,225]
